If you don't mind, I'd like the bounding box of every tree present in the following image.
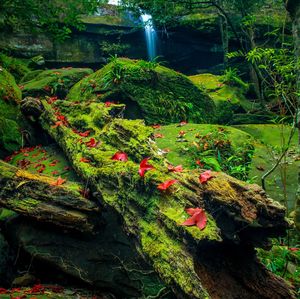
[0,0,107,41]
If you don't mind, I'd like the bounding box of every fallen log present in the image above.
[35,98,295,298]
[0,161,99,233]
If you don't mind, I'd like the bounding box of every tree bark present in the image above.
[32,98,296,299]
[0,161,99,233]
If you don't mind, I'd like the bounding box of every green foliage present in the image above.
[221,68,249,91]
[179,127,254,180]
[0,0,106,41]
[0,53,30,82]
[257,240,300,292]
[99,41,130,56]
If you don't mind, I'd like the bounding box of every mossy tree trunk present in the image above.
[0,161,99,233]
[32,97,296,298]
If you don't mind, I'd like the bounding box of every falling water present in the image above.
[141,14,157,61]
[107,0,157,61]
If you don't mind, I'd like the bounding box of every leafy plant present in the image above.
[180,128,254,180]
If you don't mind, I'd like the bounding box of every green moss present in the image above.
[22,68,94,97]
[20,69,44,83]
[189,73,256,124]
[0,53,30,82]
[0,208,17,222]
[67,58,216,124]
[0,68,24,155]
[81,14,135,27]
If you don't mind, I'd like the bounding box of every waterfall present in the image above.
[140,14,157,61]
[107,0,157,61]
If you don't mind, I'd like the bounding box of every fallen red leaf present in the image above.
[51,121,63,128]
[51,170,59,175]
[139,158,155,177]
[288,247,299,252]
[167,164,183,173]
[154,133,164,138]
[151,124,161,129]
[178,121,187,126]
[199,170,213,184]
[111,152,128,162]
[51,176,66,186]
[196,160,204,167]
[37,165,46,173]
[86,138,97,148]
[182,207,207,230]
[157,179,178,191]
[43,85,51,92]
[3,155,12,162]
[78,130,90,137]
[0,288,8,294]
[49,160,59,166]
[105,101,115,107]
[47,96,58,104]
[178,130,186,136]
[80,157,91,163]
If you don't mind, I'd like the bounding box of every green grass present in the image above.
[155,123,253,168]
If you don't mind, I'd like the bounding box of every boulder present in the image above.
[67,58,216,124]
[22,68,94,98]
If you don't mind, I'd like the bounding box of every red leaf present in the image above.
[154,133,164,138]
[199,170,213,184]
[178,121,187,126]
[167,164,183,173]
[86,138,97,148]
[111,152,128,162]
[28,284,45,294]
[78,130,90,137]
[151,124,161,129]
[37,165,46,173]
[47,96,58,104]
[51,177,66,186]
[288,247,299,252]
[3,155,12,162]
[182,208,207,230]
[49,160,59,166]
[0,288,8,294]
[105,101,115,107]
[138,158,154,177]
[157,179,178,191]
[196,160,204,167]
[80,157,91,163]
[43,85,51,92]
[51,170,59,175]
[51,121,63,128]
[17,159,31,169]
[64,166,70,171]
[178,130,186,136]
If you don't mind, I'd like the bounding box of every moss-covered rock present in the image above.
[189,73,256,124]
[0,53,31,83]
[22,67,94,98]
[67,58,216,124]
[0,68,24,156]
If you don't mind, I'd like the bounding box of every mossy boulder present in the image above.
[67,58,216,125]
[189,73,256,124]
[0,67,24,156]
[22,67,94,98]
[0,53,31,83]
